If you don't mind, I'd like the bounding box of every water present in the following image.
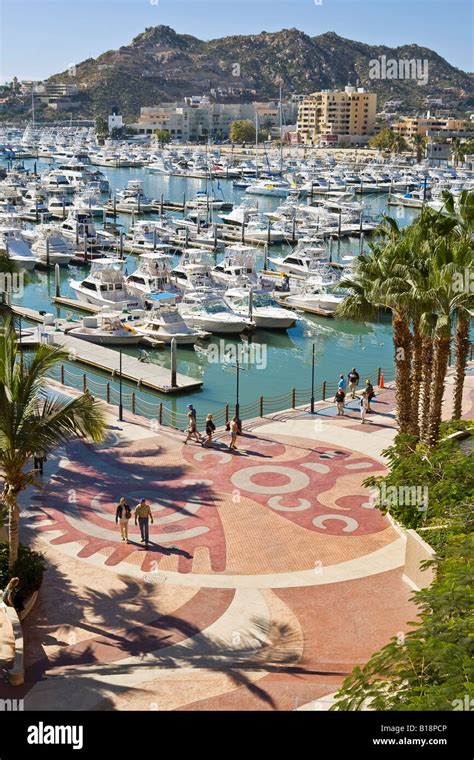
[7,157,421,420]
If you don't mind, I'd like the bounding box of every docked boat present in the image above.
[69,259,142,309]
[178,292,255,334]
[224,288,298,329]
[269,247,329,275]
[30,226,75,266]
[67,313,142,345]
[0,225,41,270]
[125,252,174,299]
[279,276,346,314]
[245,178,290,198]
[170,249,215,292]
[134,293,208,345]
[211,245,259,287]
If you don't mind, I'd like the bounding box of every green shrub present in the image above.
[0,543,46,608]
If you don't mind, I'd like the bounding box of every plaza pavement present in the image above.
[0,368,472,711]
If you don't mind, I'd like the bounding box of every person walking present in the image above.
[33,452,45,475]
[334,387,345,416]
[365,379,375,411]
[229,417,239,450]
[337,374,346,392]
[115,496,132,543]
[134,498,154,548]
[184,407,201,444]
[347,367,360,399]
[203,413,216,447]
[360,391,369,424]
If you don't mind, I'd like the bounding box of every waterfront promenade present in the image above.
[1,368,472,710]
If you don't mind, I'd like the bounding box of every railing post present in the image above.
[132,392,136,415]
[60,364,64,385]
[225,404,229,423]
[292,388,296,409]
[322,380,326,401]
[159,402,163,426]
[106,382,110,403]
[260,396,264,417]
[83,374,87,392]
[377,367,381,386]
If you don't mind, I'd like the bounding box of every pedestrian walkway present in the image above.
[2,367,472,710]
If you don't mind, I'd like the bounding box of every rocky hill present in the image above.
[41,26,474,119]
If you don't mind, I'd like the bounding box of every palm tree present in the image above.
[0,317,106,571]
[450,138,465,168]
[337,227,415,434]
[439,191,474,418]
[412,134,427,164]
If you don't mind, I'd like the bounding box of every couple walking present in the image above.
[184,403,216,446]
[115,497,154,548]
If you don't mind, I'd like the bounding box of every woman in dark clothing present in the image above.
[115,496,132,543]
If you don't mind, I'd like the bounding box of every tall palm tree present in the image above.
[337,229,415,434]
[450,138,465,168]
[439,191,474,418]
[412,134,427,164]
[0,317,106,571]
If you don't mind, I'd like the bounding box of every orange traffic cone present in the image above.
[379,373,385,389]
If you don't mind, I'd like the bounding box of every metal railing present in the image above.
[47,363,398,432]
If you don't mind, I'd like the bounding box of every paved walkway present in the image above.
[1,369,472,710]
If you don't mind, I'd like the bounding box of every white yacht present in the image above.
[0,225,40,270]
[245,178,290,198]
[170,249,215,292]
[67,313,142,345]
[134,293,207,345]
[125,252,174,299]
[69,259,142,309]
[211,245,259,287]
[280,279,345,314]
[269,247,329,276]
[30,226,75,266]
[115,180,153,212]
[224,288,298,329]
[178,292,255,334]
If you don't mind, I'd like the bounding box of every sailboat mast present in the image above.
[279,85,283,176]
[255,108,259,179]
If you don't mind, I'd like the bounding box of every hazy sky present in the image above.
[1,0,473,82]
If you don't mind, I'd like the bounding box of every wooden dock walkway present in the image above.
[11,306,202,394]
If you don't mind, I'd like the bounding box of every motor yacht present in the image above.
[224,288,298,329]
[178,292,255,334]
[134,293,208,345]
[67,313,142,345]
[69,259,142,309]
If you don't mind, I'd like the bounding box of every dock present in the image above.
[11,306,201,394]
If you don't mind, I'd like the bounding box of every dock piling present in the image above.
[171,338,177,388]
[55,264,61,298]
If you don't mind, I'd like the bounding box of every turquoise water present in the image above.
[7,158,422,421]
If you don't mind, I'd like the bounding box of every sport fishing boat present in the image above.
[0,225,41,270]
[224,287,298,329]
[69,259,142,309]
[134,293,208,345]
[125,252,174,299]
[178,292,255,334]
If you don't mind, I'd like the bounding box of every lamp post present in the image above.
[118,348,123,421]
[226,358,246,432]
[310,343,315,414]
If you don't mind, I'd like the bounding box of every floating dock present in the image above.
[11,306,201,394]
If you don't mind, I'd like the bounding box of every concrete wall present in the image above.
[403,529,436,590]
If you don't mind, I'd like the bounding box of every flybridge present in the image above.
[27,722,84,750]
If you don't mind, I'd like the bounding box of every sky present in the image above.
[1,0,473,83]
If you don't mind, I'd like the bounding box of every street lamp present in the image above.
[118,348,123,421]
[310,343,315,414]
[226,358,246,432]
